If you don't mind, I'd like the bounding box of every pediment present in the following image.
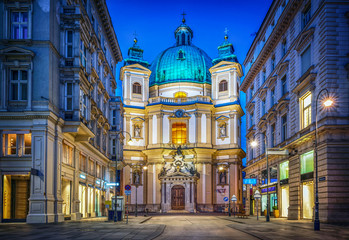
[277,61,289,76]
[295,28,315,52]
[209,60,243,77]
[216,115,229,122]
[120,63,151,79]
[0,47,35,56]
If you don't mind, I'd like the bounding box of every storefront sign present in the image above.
[79,174,86,179]
[243,178,257,185]
[266,149,289,155]
[261,186,276,193]
[319,176,326,182]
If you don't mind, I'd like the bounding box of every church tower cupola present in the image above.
[212,30,238,65]
[124,37,149,67]
[174,12,193,46]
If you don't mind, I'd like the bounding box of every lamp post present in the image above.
[250,132,270,222]
[231,195,237,217]
[254,190,261,220]
[219,163,231,216]
[314,89,333,231]
[114,131,132,222]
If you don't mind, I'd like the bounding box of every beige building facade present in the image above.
[241,0,349,223]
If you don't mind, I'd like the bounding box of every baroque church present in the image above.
[120,16,245,212]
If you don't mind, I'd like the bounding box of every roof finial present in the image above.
[224,27,229,40]
[181,11,186,23]
[133,31,138,44]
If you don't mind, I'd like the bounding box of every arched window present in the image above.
[174,91,187,98]
[132,82,141,94]
[172,123,187,144]
[181,33,185,45]
[178,50,185,60]
[219,80,228,92]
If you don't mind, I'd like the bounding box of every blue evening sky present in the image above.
[106,0,273,166]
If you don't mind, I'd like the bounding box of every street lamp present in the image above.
[314,89,333,231]
[254,190,261,220]
[250,132,270,222]
[218,163,230,216]
[231,195,237,217]
[114,131,132,222]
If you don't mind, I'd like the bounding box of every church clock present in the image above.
[175,109,184,118]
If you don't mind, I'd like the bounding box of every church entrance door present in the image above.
[171,185,185,210]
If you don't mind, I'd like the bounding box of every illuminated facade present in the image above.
[120,18,245,213]
[0,0,122,223]
[241,0,349,223]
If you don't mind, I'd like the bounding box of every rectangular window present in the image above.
[282,39,287,57]
[250,113,254,127]
[2,133,31,156]
[261,132,265,154]
[261,99,266,116]
[302,5,311,29]
[66,30,73,58]
[96,164,101,178]
[301,92,312,129]
[63,144,73,166]
[11,11,28,39]
[112,109,116,125]
[281,114,287,142]
[10,70,28,101]
[80,90,88,119]
[66,83,73,111]
[271,56,275,71]
[271,88,275,107]
[80,41,87,68]
[79,154,86,172]
[301,46,311,75]
[262,69,266,83]
[112,138,116,155]
[300,150,314,174]
[279,161,289,180]
[281,75,287,96]
[89,160,94,175]
[172,123,187,144]
[271,124,275,148]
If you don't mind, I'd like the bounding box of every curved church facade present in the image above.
[120,18,245,212]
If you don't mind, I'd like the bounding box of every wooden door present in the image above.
[171,185,185,210]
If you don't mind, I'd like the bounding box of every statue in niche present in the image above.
[219,171,227,185]
[133,172,141,185]
[134,125,141,138]
[219,123,227,137]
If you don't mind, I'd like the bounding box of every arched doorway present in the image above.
[171,185,185,210]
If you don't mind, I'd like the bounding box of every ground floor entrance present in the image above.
[171,185,185,210]
[2,174,30,222]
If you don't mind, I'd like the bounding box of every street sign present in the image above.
[125,190,131,195]
[223,197,229,202]
[231,195,237,202]
[266,149,289,155]
[125,185,131,191]
[243,178,257,185]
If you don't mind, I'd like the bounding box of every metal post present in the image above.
[257,199,259,220]
[266,137,270,222]
[228,165,231,217]
[314,89,328,231]
[114,134,119,222]
[135,185,138,217]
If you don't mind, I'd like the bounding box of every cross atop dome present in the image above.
[181,11,186,23]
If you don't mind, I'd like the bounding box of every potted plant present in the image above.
[273,206,279,218]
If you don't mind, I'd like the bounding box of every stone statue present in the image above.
[219,124,226,137]
[134,125,141,138]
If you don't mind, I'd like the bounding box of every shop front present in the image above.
[279,160,289,218]
[261,185,277,216]
[2,174,30,222]
[300,150,314,220]
[79,183,87,218]
[62,179,72,217]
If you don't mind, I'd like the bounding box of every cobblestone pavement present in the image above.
[0,216,164,240]
[220,215,349,240]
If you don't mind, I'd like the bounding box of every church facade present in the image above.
[120,18,245,213]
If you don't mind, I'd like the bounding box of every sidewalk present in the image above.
[73,215,152,224]
[219,215,349,240]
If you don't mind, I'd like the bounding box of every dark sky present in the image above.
[106,0,273,165]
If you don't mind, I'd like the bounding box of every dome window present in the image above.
[219,80,228,92]
[177,50,185,60]
[132,82,142,94]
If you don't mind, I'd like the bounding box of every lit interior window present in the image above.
[172,123,187,144]
[174,91,187,98]
[24,134,31,155]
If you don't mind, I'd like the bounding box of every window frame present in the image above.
[65,82,73,111]
[300,92,312,129]
[281,75,287,96]
[10,10,29,40]
[219,80,228,92]
[281,114,288,142]
[10,69,28,101]
[171,122,187,145]
[132,82,142,94]
[301,45,311,75]
[2,133,32,157]
[302,4,311,29]
[66,30,74,58]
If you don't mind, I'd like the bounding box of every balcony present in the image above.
[148,96,212,106]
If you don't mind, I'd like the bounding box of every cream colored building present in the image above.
[120,18,245,213]
[241,0,349,223]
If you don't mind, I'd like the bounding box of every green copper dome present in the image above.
[149,20,212,86]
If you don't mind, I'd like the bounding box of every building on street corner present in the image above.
[0,0,122,223]
[241,0,349,223]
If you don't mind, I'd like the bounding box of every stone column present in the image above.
[288,154,300,220]
[206,113,212,145]
[156,113,163,145]
[148,115,153,145]
[71,147,81,220]
[195,112,202,144]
